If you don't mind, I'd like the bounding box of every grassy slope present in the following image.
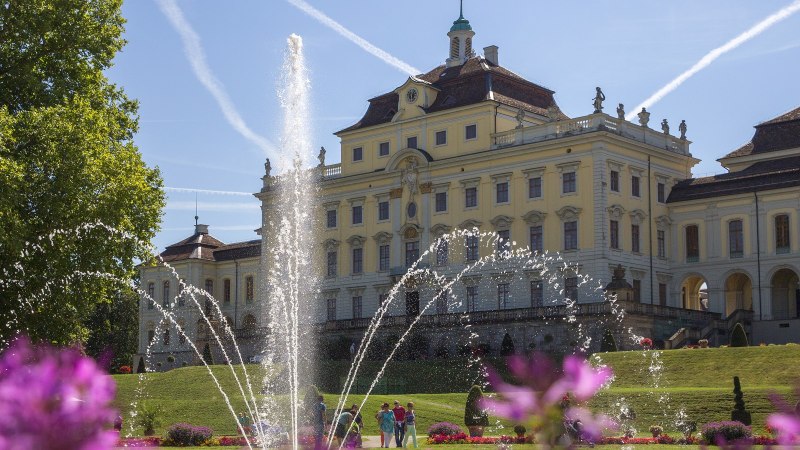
[113,345,800,436]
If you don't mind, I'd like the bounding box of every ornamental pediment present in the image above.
[556,206,582,221]
[607,204,626,220]
[346,235,366,247]
[323,239,340,251]
[392,77,439,121]
[430,223,453,237]
[522,210,547,225]
[490,215,515,230]
[372,231,393,244]
[458,219,483,230]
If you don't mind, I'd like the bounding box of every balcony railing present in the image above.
[322,163,342,179]
[491,113,690,155]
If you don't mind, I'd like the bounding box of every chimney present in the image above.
[195,224,209,235]
[484,45,498,66]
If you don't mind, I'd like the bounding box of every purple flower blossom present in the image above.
[0,337,118,450]
[767,388,800,445]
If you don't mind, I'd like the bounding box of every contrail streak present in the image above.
[165,186,254,196]
[627,0,800,120]
[156,0,277,156]
[287,0,421,76]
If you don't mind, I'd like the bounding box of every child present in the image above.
[402,402,417,448]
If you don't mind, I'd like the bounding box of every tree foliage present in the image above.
[464,385,489,426]
[730,323,749,347]
[0,0,164,345]
[84,287,140,372]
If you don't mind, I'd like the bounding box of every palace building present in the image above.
[136,10,799,369]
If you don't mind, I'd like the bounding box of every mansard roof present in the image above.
[337,56,567,134]
[667,155,800,203]
[159,231,260,263]
[721,106,800,159]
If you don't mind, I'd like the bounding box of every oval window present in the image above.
[407,202,417,218]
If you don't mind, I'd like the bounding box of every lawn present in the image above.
[112,345,800,437]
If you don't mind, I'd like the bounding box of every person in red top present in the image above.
[392,400,406,447]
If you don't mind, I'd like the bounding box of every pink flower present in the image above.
[767,413,800,445]
[0,337,118,450]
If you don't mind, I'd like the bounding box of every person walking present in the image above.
[392,400,406,447]
[314,396,327,450]
[378,402,395,448]
[402,402,418,448]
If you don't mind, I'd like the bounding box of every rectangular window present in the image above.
[352,205,363,225]
[405,241,419,268]
[378,201,389,221]
[657,182,666,203]
[530,225,543,253]
[531,280,543,307]
[326,209,337,228]
[327,251,337,277]
[352,296,362,319]
[353,147,363,161]
[147,283,155,309]
[497,283,510,309]
[435,290,448,314]
[466,286,477,312]
[496,182,509,203]
[563,172,576,194]
[352,248,363,274]
[631,175,640,197]
[610,220,619,249]
[659,283,667,306]
[407,136,417,149]
[528,177,542,198]
[632,224,640,253]
[379,245,390,271]
[565,277,578,302]
[435,130,447,146]
[776,214,790,253]
[163,329,170,346]
[465,235,479,261]
[205,279,213,297]
[435,192,447,212]
[224,279,231,303]
[657,230,666,258]
[465,124,477,140]
[379,141,390,157]
[496,230,510,256]
[162,281,170,307]
[465,187,477,208]
[327,298,336,321]
[633,279,641,302]
[729,220,743,258]
[610,170,619,192]
[245,275,254,303]
[686,225,699,262]
[564,221,578,250]
[148,330,155,344]
[436,239,448,266]
[378,293,388,310]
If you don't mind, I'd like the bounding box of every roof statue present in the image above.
[318,146,326,166]
[637,107,650,128]
[547,104,559,122]
[515,108,526,129]
[679,120,687,140]
[617,103,625,120]
[593,87,605,114]
[661,119,670,134]
[264,158,272,177]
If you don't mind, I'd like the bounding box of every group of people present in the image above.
[311,396,418,449]
[376,400,417,449]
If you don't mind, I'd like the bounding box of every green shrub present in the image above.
[730,323,748,347]
[500,333,515,356]
[164,423,213,446]
[600,329,617,352]
[513,424,527,435]
[134,401,162,436]
[700,421,751,444]
[464,385,489,426]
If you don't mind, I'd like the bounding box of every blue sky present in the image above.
[108,1,800,252]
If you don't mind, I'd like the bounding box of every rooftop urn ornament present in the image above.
[661,119,670,134]
[679,120,687,140]
[318,146,326,166]
[592,87,605,113]
[637,107,651,128]
[264,158,272,177]
[515,108,526,129]
[617,103,625,120]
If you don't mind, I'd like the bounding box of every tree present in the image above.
[464,385,489,427]
[84,287,140,372]
[600,329,618,352]
[730,323,749,347]
[0,0,164,345]
[500,333,515,356]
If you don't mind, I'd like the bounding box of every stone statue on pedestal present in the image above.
[617,103,625,120]
[515,109,525,129]
[661,119,670,134]
[593,87,605,113]
[264,158,272,177]
[637,108,650,128]
[679,120,687,140]
[318,146,326,166]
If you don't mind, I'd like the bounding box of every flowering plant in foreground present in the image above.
[481,353,615,448]
[0,336,118,450]
[766,386,800,446]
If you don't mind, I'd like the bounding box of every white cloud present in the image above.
[287,0,421,76]
[628,0,800,119]
[156,0,278,156]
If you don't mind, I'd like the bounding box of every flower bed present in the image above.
[427,433,530,445]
